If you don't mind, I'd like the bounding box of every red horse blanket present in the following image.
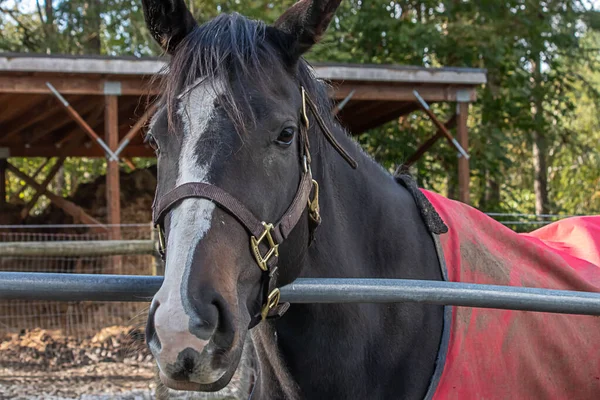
[421,190,600,400]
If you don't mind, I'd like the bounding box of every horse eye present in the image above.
[275,127,295,146]
[145,134,160,153]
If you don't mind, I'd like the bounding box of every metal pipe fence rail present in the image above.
[1,272,600,316]
[0,227,159,337]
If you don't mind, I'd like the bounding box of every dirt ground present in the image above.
[0,361,157,399]
[0,327,248,400]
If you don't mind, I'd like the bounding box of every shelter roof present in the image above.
[0,53,487,158]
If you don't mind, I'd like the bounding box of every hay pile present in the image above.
[0,327,249,400]
[0,326,151,370]
[0,327,157,399]
[0,202,25,225]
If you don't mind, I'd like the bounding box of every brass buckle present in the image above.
[261,288,281,321]
[250,222,279,271]
[308,179,321,223]
[301,87,310,129]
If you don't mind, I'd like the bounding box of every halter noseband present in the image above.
[151,86,357,328]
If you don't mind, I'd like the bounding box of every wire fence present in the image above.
[0,224,160,338]
[0,214,592,397]
[0,213,583,337]
[484,212,590,232]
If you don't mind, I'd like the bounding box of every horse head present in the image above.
[142,0,344,391]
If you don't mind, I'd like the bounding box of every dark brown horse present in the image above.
[142,1,443,398]
[141,1,600,399]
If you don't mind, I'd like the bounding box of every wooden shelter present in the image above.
[0,53,486,228]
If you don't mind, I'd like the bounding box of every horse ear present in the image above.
[142,0,198,54]
[273,0,341,59]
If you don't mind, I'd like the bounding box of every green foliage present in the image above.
[1,0,599,221]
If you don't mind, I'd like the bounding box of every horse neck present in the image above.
[306,122,425,278]
[250,119,444,399]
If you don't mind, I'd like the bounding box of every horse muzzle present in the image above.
[146,291,237,390]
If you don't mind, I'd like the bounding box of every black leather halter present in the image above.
[152,86,357,328]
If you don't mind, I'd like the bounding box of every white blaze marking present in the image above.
[153,79,224,368]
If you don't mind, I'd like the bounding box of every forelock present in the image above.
[160,13,285,135]
[155,12,337,139]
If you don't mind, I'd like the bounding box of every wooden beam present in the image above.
[0,97,61,144]
[0,76,159,96]
[337,100,365,117]
[56,105,106,148]
[413,91,470,159]
[316,65,488,86]
[8,145,155,158]
[0,75,480,102]
[26,118,75,146]
[115,103,157,157]
[332,84,478,102]
[0,56,486,84]
[17,132,85,219]
[20,157,66,219]
[0,158,6,206]
[6,162,105,227]
[10,158,51,202]
[0,93,13,110]
[457,102,470,204]
[402,114,458,168]
[47,83,118,161]
[122,157,136,170]
[343,100,390,119]
[24,99,100,146]
[351,103,420,134]
[56,129,82,148]
[105,95,121,235]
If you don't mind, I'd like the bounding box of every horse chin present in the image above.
[159,368,236,392]
[158,345,243,393]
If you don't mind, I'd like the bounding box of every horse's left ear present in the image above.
[272,0,341,60]
[142,0,198,54]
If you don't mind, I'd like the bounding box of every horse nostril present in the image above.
[188,303,218,340]
[146,299,161,351]
[183,293,234,349]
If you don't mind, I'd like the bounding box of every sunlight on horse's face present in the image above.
[145,60,305,391]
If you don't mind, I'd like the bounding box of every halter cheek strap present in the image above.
[153,173,313,248]
[152,172,314,327]
[152,86,357,328]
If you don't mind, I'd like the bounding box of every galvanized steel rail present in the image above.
[1,272,599,316]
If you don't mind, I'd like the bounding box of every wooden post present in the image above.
[105,96,121,231]
[0,158,7,206]
[105,95,122,274]
[457,102,470,204]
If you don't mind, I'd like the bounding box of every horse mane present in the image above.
[159,12,335,136]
